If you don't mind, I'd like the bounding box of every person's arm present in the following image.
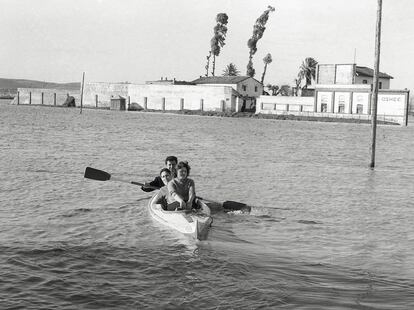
[187,179,195,209]
[153,189,165,204]
[168,181,186,209]
[141,176,163,192]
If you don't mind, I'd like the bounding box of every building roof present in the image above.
[146,78,195,85]
[192,76,253,84]
[110,95,125,99]
[356,66,393,79]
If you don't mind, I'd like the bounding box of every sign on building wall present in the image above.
[377,94,406,115]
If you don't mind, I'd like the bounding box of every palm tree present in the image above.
[209,13,228,76]
[266,84,279,96]
[260,53,272,84]
[298,57,318,88]
[222,63,240,76]
[246,6,275,77]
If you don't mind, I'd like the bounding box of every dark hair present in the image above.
[176,161,190,176]
[159,168,171,176]
[165,156,178,165]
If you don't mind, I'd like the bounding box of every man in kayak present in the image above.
[141,155,178,192]
[152,168,174,210]
[167,161,196,211]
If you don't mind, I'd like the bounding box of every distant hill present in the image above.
[0,78,80,90]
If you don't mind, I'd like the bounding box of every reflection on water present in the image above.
[1,104,413,309]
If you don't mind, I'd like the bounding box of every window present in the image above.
[242,85,247,91]
[255,86,258,92]
[356,104,363,114]
[379,82,382,89]
[321,94,328,112]
[338,95,345,113]
[362,80,368,84]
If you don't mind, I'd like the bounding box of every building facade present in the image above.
[191,76,263,111]
[316,64,393,89]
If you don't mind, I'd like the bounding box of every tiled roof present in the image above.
[192,76,251,84]
[356,66,393,79]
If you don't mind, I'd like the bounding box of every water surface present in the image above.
[1,104,413,309]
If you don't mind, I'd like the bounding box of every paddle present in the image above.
[84,167,251,213]
[196,197,251,213]
[84,167,158,189]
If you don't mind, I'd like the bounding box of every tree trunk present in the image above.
[212,55,216,76]
[205,51,211,77]
[261,63,268,84]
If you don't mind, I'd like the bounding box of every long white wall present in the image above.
[83,82,237,112]
[256,96,315,112]
[11,88,80,106]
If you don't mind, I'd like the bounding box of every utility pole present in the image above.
[370,0,382,168]
[353,48,357,64]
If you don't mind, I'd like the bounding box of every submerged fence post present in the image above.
[80,72,85,114]
[144,97,148,110]
[162,97,166,111]
[180,98,184,110]
[200,99,204,111]
[54,93,56,106]
[17,91,20,105]
[29,92,31,105]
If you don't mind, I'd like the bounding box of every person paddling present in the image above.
[141,155,178,192]
[167,161,196,211]
[152,168,174,210]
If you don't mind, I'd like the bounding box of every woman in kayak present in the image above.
[167,161,196,211]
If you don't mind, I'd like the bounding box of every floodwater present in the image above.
[1,103,413,309]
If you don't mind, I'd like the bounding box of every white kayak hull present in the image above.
[148,194,213,240]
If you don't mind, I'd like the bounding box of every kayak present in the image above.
[148,194,213,241]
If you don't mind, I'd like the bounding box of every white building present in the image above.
[256,64,409,125]
[316,64,393,89]
[192,76,263,111]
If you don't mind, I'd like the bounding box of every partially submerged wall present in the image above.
[256,96,315,113]
[11,88,80,106]
[82,83,236,112]
[83,83,128,108]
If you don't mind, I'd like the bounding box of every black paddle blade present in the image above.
[222,201,251,213]
[84,167,111,181]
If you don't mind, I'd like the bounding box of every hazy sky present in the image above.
[1,0,413,90]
